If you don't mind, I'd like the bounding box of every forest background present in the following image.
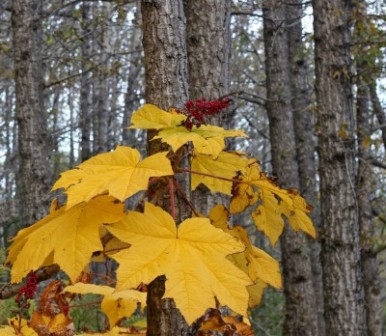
[0,0,385,335]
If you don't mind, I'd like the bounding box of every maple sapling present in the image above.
[2,103,316,335]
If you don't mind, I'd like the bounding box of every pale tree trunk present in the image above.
[285,2,325,335]
[355,5,383,334]
[262,1,319,335]
[185,0,231,215]
[141,1,189,335]
[356,81,382,336]
[312,0,366,334]
[80,1,93,161]
[122,2,142,147]
[93,3,109,154]
[12,0,52,227]
[369,83,386,150]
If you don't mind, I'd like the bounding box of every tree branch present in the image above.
[0,265,60,300]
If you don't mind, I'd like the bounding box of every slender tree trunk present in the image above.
[285,2,325,335]
[93,3,109,154]
[11,0,52,227]
[312,0,366,334]
[262,1,319,335]
[80,1,93,161]
[141,1,189,335]
[369,83,386,150]
[122,3,142,146]
[356,81,382,336]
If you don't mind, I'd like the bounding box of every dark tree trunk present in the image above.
[12,0,52,227]
[185,0,231,125]
[312,0,366,334]
[262,1,319,335]
[185,0,231,215]
[285,1,325,335]
[141,1,189,335]
[80,1,93,161]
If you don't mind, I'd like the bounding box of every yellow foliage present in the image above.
[209,205,281,306]
[230,159,316,245]
[0,318,37,336]
[191,151,247,195]
[52,146,173,208]
[153,124,246,158]
[8,196,124,283]
[130,104,186,129]
[105,202,251,324]
[64,283,146,327]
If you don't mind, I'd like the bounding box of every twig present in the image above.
[0,264,60,300]
[169,178,176,221]
[172,180,199,218]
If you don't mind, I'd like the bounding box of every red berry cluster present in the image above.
[15,271,38,305]
[180,98,231,130]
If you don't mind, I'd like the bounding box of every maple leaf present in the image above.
[8,196,124,283]
[230,159,316,245]
[64,283,146,327]
[52,146,173,209]
[191,151,247,195]
[209,205,282,291]
[29,312,74,336]
[105,202,252,324]
[247,280,267,307]
[130,104,186,129]
[0,318,37,336]
[153,124,246,158]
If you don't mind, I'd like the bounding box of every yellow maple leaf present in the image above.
[247,280,267,307]
[105,202,252,324]
[52,146,173,209]
[130,104,186,129]
[0,318,37,336]
[8,196,124,283]
[153,124,246,158]
[209,205,281,291]
[64,283,146,327]
[230,159,316,244]
[191,151,247,195]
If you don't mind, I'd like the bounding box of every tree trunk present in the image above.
[262,1,319,335]
[185,0,231,215]
[312,0,366,334]
[80,1,93,161]
[122,3,142,147]
[185,0,231,125]
[141,1,189,335]
[356,81,382,336]
[93,3,109,154]
[12,0,52,227]
[285,2,325,335]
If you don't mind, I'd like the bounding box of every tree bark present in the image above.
[93,2,109,154]
[185,0,231,125]
[141,1,189,335]
[312,0,366,334]
[185,0,231,215]
[262,1,319,335]
[80,1,93,161]
[285,2,324,335]
[356,81,382,336]
[12,0,52,227]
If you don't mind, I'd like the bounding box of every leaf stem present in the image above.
[172,179,199,217]
[176,167,241,184]
[169,178,176,221]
